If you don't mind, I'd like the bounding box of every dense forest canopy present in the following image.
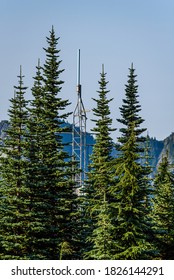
[0,27,174,260]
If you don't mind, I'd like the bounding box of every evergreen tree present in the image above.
[84,65,116,259]
[26,27,77,259]
[113,65,153,259]
[117,63,146,146]
[26,59,50,259]
[152,153,174,259]
[0,67,29,259]
[85,193,115,259]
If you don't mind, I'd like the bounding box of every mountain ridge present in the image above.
[0,119,173,174]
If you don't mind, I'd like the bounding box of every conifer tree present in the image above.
[117,64,146,145]
[0,67,29,259]
[152,153,174,259]
[26,27,77,259]
[84,65,116,259]
[26,59,50,259]
[113,65,153,259]
[85,193,115,259]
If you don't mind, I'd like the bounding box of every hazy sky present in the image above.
[0,0,174,140]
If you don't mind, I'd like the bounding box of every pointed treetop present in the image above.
[20,65,22,76]
[19,65,25,81]
[16,65,25,88]
[102,64,104,75]
[131,62,134,69]
[38,58,40,68]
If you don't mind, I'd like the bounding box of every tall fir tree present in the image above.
[117,63,146,145]
[0,67,29,259]
[26,27,78,259]
[113,65,153,259]
[84,65,116,259]
[25,59,50,259]
[152,153,174,259]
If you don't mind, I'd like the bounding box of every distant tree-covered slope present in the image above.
[1,119,174,174]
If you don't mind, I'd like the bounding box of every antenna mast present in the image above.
[72,49,87,188]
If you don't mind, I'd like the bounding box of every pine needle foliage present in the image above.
[85,193,115,260]
[26,27,77,259]
[113,65,153,259]
[84,65,116,259]
[26,60,50,259]
[0,67,29,259]
[152,153,174,259]
[117,63,146,148]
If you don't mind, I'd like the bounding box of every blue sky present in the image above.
[0,0,174,140]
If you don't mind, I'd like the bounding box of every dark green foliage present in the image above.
[0,29,171,261]
[26,27,77,260]
[26,60,51,259]
[89,65,116,197]
[0,67,29,259]
[152,153,174,259]
[114,65,153,259]
[113,124,152,259]
[84,66,116,259]
[117,63,146,148]
[85,194,115,259]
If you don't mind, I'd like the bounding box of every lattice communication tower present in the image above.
[72,49,87,188]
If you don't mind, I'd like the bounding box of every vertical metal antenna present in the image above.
[72,49,87,190]
[77,49,80,86]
